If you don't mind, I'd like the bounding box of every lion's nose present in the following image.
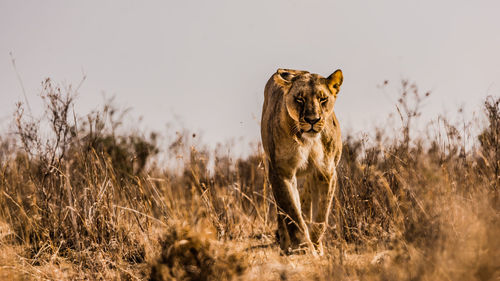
[304,116,321,125]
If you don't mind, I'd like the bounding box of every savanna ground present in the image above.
[0,78,499,280]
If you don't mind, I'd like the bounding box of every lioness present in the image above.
[261,68,343,255]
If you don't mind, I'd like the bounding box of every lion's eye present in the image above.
[295,98,304,104]
[320,97,328,104]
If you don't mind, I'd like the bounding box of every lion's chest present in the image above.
[294,138,325,173]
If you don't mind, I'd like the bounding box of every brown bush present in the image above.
[150,222,247,281]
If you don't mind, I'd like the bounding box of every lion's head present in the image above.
[274,68,343,138]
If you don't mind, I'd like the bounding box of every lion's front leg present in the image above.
[309,170,337,254]
[268,168,314,254]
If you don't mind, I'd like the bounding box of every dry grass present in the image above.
[0,78,498,280]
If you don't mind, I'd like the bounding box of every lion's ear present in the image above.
[326,69,343,94]
[274,69,308,87]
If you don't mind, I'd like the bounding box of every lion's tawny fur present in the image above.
[261,68,343,255]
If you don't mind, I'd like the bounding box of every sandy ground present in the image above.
[0,221,392,281]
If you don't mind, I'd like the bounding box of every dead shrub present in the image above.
[149,222,247,281]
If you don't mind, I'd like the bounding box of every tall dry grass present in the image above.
[0,78,498,280]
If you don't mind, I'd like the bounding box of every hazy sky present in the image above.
[1,0,499,148]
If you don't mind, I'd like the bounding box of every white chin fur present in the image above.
[302,131,320,139]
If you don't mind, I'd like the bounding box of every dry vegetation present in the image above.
[0,78,499,280]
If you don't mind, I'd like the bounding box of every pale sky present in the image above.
[1,0,499,148]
